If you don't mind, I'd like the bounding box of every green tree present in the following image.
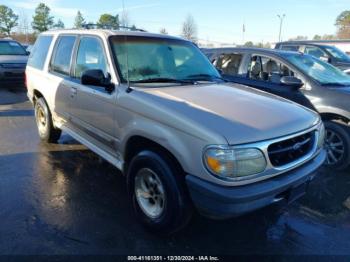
[32,3,54,32]
[0,5,18,36]
[244,41,254,47]
[335,11,350,38]
[97,14,119,29]
[74,11,85,29]
[53,19,65,29]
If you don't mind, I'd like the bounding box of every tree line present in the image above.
[0,3,137,41]
[0,3,198,44]
[5,2,350,46]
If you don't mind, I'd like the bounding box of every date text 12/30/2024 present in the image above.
[127,256,220,261]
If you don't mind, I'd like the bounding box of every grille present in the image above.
[2,63,26,69]
[4,72,25,79]
[268,131,315,167]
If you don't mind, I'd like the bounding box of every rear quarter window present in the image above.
[280,45,300,52]
[27,35,53,70]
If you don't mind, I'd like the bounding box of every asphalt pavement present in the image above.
[0,87,349,258]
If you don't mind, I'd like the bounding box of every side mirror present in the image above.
[320,56,331,63]
[280,76,304,89]
[81,69,114,93]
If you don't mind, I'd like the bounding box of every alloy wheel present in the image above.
[325,129,345,165]
[35,104,47,135]
[135,168,166,219]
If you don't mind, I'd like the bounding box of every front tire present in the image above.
[127,150,193,235]
[324,120,350,171]
[34,98,61,143]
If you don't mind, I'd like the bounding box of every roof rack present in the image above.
[82,23,147,32]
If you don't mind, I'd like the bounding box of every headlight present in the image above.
[203,146,267,179]
[317,122,325,149]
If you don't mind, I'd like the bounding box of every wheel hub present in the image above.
[325,129,345,166]
[35,105,47,134]
[135,168,166,219]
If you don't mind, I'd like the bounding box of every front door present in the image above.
[70,36,117,155]
[219,53,313,109]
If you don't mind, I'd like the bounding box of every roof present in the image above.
[275,41,349,48]
[41,29,185,41]
[277,40,350,44]
[202,47,299,56]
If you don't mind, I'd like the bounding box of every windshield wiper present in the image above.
[131,77,195,84]
[184,74,226,82]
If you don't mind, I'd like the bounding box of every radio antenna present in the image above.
[122,0,132,93]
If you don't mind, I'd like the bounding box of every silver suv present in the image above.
[26,29,326,234]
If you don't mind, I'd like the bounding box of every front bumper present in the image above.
[0,68,25,87]
[186,149,326,219]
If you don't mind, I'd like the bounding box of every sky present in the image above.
[2,0,349,45]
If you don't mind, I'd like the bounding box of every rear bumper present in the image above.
[186,150,326,219]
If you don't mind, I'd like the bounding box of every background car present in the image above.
[0,39,29,88]
[204,47,350,171]
[21,43,33,54]
[275,41,350,74]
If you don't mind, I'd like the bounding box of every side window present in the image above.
[248,55,295,84]
[214,53,243,76]
[27,35,53,70]
[74,37,108,79]
[50,35,77,76]
[280,45,299,52]
[304,46,327,59]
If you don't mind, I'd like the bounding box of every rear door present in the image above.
[213,52,248,81]
[48,35,78,121]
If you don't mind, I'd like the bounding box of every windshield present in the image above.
[110,36,221,83]
[324,45,350,62]
[0,41,27,56]
[285,53,350,86]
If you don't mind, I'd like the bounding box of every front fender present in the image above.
[119,116,209,175]
[317,106,350,122]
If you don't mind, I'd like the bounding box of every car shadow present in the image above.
[1,144,349,255]
[0,109,34,117]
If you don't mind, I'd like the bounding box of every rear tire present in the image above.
[127,150,193,235]
[34,98,61,143]
[324,120,350,171]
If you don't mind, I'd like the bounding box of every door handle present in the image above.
[70,87,77,98]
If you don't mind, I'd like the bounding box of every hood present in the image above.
[0,55,28,64]
[138,83,319,145]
